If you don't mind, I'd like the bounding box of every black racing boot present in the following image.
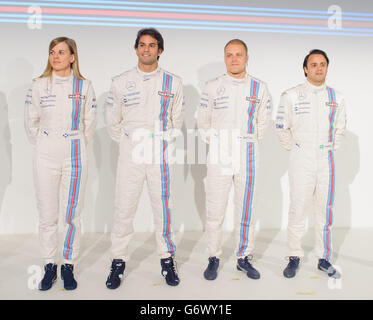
[161,257,180,286]
[318,259,341,279]
[106,259,126,289]
[237,256,260,279]
[61,264,77,290]
[203,257,220,281]
[39,263,57,291]
[283,256,300,278]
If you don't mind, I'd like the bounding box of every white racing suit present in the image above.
[105,66,184,261]
[24,73,97,264]
[275,80,346,259]
[198,74,272,258]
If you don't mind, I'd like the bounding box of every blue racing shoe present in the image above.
[39,263,57,291]
[318,259,341,279]
[237,256,260,279]
[203,257,220,281]
[61,264,77,290]
[283,257,300,278]
[161,257,180,286]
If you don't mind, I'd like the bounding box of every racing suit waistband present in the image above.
[209,132,258,143]
[39,129,83,139]
[121,128,176,141]
[293,140,333,150]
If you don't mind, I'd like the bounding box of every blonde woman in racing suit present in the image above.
[25,37,97,290]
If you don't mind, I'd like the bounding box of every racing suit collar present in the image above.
[136,65,161,77]
[225,73,248,84]
[305,79,326,91]
[52,72,73,84]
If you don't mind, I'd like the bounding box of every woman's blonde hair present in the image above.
[40,37,85,80]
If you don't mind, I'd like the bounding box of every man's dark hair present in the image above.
[303,49,329,77]
[134,28,164,60]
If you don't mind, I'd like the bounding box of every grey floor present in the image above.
[0,228,372,300]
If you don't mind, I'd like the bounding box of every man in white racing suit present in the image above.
[105,28,184,289]
[275,49,346,279]
[198,39,272,281]
[25,37,97,291]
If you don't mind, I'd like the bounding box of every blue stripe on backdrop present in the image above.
[25,0,373,18]
[1,1,372,36]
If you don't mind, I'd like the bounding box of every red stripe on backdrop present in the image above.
[1,6,373,29]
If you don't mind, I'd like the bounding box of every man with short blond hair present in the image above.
[198,39,272,281]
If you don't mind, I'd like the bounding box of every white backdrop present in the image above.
[0,0,372,234]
